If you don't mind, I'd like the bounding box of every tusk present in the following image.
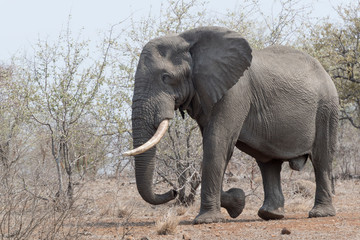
[123,119,169,156]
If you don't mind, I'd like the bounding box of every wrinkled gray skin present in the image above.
[131,27,339,224]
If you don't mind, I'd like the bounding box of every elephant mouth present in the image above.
[123,119,169,156]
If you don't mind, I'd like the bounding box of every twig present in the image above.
[156,170,176,188]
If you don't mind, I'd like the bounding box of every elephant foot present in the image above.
[258,206,284,220]
[309,203,336,218]
[193,211,224,224]
[221,188,246,218]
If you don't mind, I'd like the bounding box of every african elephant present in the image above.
[124,26,339,224]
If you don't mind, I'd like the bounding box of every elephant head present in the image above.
[124,27,252,205]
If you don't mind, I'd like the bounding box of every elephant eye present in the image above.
[161,73,173,85]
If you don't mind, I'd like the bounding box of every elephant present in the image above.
[123,26,339,224]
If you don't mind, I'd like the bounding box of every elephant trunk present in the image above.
[131,100,177,205]
[134,148,177,205]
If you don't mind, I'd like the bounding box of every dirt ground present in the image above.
[76,177,360,240]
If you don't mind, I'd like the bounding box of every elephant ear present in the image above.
[180,27,252,113]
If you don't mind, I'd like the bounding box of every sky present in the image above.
[0,0,352,63]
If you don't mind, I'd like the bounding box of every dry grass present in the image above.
[175,206,188,216]
[286,197,313,213]
[1,171,358,239]
[155,210,180,235]
[118,206,133,219]
[291,179,316,199]
[77,178,360,240]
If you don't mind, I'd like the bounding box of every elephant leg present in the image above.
[218,146,246,219]
[257,160,285,220]
[309,107,337,218]
[193,144,231,224]
[193,88,250,224]
[193,128,240,224]
[196,141,245,220]
[308,158,335,218]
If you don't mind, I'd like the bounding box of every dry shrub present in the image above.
[156,218,179,235]
[118,206,135,240]
[176,206,187,216]
[156,210,179,235]
[292,179,315,199]
[284,179,315,214]
[118,207,132,219]
[0,161,101,240]
[0,183,86,239]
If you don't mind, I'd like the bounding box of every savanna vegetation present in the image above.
[0,0,359,238]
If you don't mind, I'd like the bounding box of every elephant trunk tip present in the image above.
[172,189,178,198]
[163,188,178,202]
[140,188,178,205]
